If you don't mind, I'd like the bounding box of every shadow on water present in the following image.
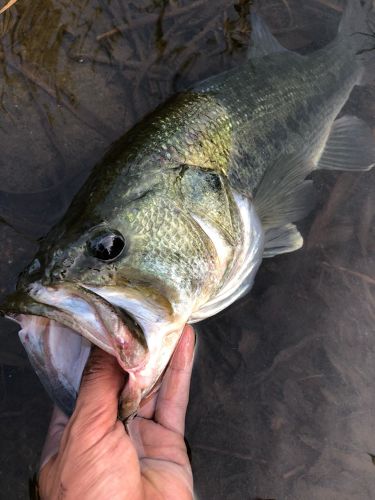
[0,0,374,498]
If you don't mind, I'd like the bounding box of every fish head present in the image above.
[2,169,221,418]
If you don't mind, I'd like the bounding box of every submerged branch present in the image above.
[0,0,18,15]
[322,262,375,286]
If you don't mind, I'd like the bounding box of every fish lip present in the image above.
[1,282,150,372]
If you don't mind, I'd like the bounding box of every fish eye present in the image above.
[87,230,126,261]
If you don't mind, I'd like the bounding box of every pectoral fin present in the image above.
[254,152,316,257]
[255,152,316,227]
[318,115,375,172]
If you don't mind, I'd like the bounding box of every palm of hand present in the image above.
[38,327,195,500]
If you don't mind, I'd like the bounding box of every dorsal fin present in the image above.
[248,12,289,59]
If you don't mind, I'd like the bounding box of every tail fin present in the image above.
[338,0,375,83]
[339,0,375,54]
[339,0,371,35]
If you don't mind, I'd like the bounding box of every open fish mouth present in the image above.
[1,282,186,418]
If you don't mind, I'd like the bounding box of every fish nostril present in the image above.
[28,258,41,276]
[49,255,73,282]
[16,258,43,290]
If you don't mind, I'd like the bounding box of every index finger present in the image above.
[154,325,195,434]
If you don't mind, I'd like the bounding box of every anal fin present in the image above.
[318,115,375,172]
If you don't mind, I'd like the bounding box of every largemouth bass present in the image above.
[2,0,374,419]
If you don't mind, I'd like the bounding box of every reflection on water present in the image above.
[0,0,374,498]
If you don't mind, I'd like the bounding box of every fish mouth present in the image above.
[1,282,187,419]
[4,283,149,370]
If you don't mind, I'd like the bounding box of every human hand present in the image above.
[38,325,195,500]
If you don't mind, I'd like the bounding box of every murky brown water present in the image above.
[0,1,374,498]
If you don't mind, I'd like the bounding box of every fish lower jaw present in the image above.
[14,314,91,415]
[8,281,189,419]
[14,311,185,420]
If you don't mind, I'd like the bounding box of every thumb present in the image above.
[70,347,126,433]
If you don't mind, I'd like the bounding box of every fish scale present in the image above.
[193,39,362,195]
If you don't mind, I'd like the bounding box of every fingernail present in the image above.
[119,373,141,422]
[187,326,197,351]
[184,436,193,465]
